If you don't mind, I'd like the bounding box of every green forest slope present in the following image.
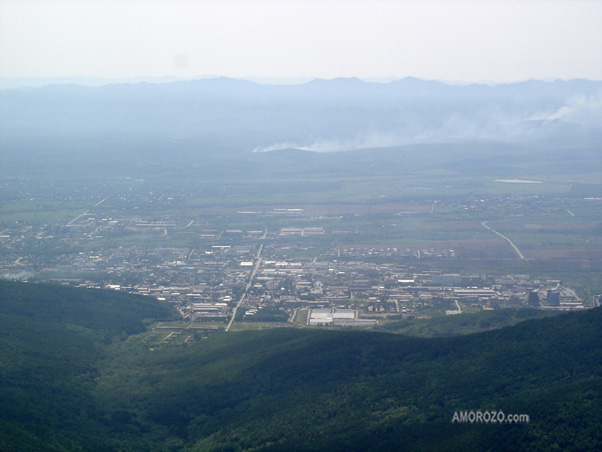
[1,280,601,451]
[0,280,176,451]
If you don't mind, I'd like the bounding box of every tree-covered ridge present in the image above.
[97,307,602,451]
[1,281,601,451]
[374,307,558,337]
[0,279,176,336]
[0,280,176,452]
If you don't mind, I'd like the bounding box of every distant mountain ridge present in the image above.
[1,77,601,154]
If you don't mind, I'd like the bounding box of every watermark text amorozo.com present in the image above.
[451,410,530,424]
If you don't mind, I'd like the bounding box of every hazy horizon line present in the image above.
[2,74,601,90]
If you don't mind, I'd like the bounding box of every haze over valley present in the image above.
[1,1,602,450]
[2,73,602,452]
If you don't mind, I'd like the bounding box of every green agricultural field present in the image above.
[0,199,87,224]
[292,308,310,326]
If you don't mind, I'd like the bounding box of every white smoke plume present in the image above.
[529,92,602,125]
[1,271,34,280]
[252,133,411,154]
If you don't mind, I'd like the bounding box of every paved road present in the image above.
[226,244,263,332]
[454,300,463,314]
[67,197,107,225]
[481,221,527,261]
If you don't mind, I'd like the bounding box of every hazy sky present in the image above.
[1,0,601,83]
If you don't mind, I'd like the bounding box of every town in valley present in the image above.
[2,179,600,340]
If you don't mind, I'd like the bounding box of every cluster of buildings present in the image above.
[0,194,593,329]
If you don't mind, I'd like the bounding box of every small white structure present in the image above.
[308,308,374,327]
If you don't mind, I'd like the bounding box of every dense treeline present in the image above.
[1,280,601,451]
[0,280,176,336]
[0,280,176,451]
[376,307,558,337]
[97,313,602,452]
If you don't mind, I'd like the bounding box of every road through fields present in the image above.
[481,221,527,261]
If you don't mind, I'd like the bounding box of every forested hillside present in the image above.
[1,280,601,451]
[0,280,176,451]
